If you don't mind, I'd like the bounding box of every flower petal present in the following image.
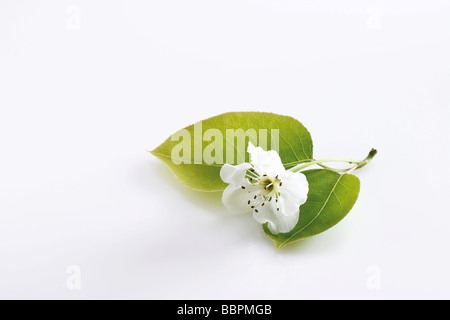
[222,182,258,215]
[220,162,252,185]
[253,200,299,234]
[253,171,308,234]
[247,142,285,177]
[278,171,309,210]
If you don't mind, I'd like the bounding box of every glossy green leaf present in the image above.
[151,112,313,191]
[264,169,360,247]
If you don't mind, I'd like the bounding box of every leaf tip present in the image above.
[275,242,285,249]
[149,147,159,157]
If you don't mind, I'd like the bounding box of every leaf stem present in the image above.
[289,148,377,174]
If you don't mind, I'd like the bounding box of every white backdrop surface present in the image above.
[1,0,449,299]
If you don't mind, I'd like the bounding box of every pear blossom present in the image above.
[220,142,309,234]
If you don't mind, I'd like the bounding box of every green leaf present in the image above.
[151,112,313,191]
[264,169,360,248]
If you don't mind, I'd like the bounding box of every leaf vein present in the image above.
[279,174,344,247]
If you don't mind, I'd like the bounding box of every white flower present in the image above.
[220,142,309,234]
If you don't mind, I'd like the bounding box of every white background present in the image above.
[1,0,449,300]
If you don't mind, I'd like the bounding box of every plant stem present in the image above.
[289,148,377,174]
